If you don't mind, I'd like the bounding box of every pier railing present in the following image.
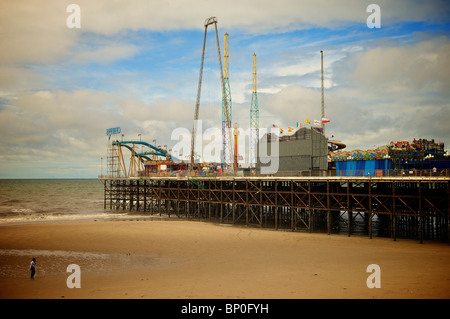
[99,168,450,179]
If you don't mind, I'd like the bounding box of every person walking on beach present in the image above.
[30,258,36,279]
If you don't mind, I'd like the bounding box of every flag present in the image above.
[280,128,283,134]
[314,120,321,126]
[288,127,294,132]
[322,118,330,123]
[305,119,310,124]
[296,122,301,128]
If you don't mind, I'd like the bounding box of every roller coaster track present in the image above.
[110,140,174,177]
[112,140,171,163]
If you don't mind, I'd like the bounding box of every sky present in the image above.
[0,0,449,178]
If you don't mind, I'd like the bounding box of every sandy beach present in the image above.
[0,220,449,299]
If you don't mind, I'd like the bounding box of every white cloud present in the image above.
[70,44,139,64]
[0,1,449,177]
[0,1,78,65]
[0,89,122,160]
[324,37,450,150]
[341,37,450,95]
[75,0,450,34]
[3,0,448,66]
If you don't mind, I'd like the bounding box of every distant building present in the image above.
[330,138,449,176]
[411,138,444,154]
[256,127,328,174]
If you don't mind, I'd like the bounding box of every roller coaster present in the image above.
[113,140,170,160]
[108,140,174,178]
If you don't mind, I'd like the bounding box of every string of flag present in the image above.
[273,118,330,134]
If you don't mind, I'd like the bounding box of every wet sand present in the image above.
[0,220,449,299]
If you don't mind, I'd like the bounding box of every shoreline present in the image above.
[0,214,170,228]
[0,219,449,299]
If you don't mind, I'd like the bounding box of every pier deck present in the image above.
[100,175,450,242]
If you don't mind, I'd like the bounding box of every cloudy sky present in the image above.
[0,0,449,178]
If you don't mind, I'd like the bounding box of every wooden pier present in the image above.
[100,176,450,243]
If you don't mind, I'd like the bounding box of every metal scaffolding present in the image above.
[250,53,259,170]
[190,17,232,170]
[102,175,450,243]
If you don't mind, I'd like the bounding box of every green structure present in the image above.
[222,32,232,169]
[250,53,259,168]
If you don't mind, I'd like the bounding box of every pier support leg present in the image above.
[327,181,331,235]
[109,180,112,210]
[369,182,372,239]
[308,181,312,233]
[103,181,106,210]
[393,181,397,242]
[447,181,450,242]
[166,200,170,217]
[347,182,352,237]
[136,180,140,211]
[419,182,423,244]
[308,209,312,233]
[208,201,212,222]
[143,180,147,212]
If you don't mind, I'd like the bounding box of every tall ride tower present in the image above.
[320,50,325,135]
[249,53,259,169]
[222,33,232,169]
[190,17,231,170]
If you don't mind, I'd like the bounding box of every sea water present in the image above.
[0,179,146,225]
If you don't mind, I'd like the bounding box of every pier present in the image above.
[100,175,450,243]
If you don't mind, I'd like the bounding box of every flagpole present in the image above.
[320,50,325,136]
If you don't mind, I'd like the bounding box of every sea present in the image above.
[0,179,149,226]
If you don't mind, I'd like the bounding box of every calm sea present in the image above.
[0,179,146,225]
